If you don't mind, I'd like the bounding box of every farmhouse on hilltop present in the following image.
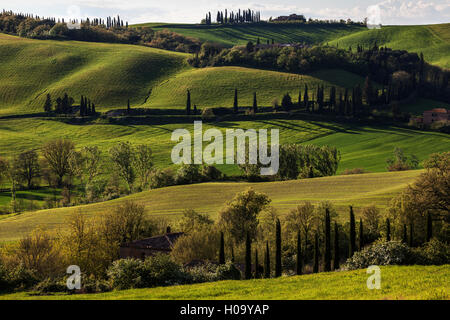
[412,108,449,125]
[119,231,184,259]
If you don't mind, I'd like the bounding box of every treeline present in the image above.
[43,93,96,116]
[0,10,200,53]
[270,13,366,26]
[189,43,450,105]
[203,8,262,25]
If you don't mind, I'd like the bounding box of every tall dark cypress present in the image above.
[304,84,309,112]
[275,219,282,277]
[313,232,319,273]
[186,90,191,115]
[253,92,257,113]
[426,213,433,242]
[298,89,302,107]
[402,224,407,243]
[127,99,130,115]
[409,222,414,247]
[245,232,252,280]
[233,88,238,113]
[296,232,302,275]
[349,206,356,257]
[219,232,225,264]
[231,246,235,263]
[333,222,340,270]
[359,218,364,251]
[264,241,270,278]
[324,209,331,272]
[386,218,391,241]
[254,249,260,278]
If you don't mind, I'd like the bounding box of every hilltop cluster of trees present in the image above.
[203,9,262,25]
[189,43,450,107]
[270,13,366,26]
[0,10,199,53]
[42,93,97,116]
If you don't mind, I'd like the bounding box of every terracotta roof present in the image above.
[424,108,448,113]
[121,232,184,250]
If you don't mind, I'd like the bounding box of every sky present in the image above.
[0,0,449,25]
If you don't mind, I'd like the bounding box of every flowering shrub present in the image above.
[345,241,411,270]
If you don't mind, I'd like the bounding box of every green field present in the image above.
[133,22,365,47]
[0,170,423,242]
[0,33,370,116]
[330,24,450,68]
[1,265,448,300]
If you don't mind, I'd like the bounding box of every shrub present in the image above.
[345,241,411,270]
[187,263,218,283]
[411,239,450,265]
[7,264,39,291]
[140,254,188,287]
[149,168,175,189]
[201,165,223,181]
[175,164,202,185]
[107,258,143,290]
[33,277,68,294]
[81,275,112,293]
[215,262,241,280]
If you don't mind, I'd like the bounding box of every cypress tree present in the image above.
[253,92,257,113]
[233,88,238,113]
[296,232,302,275]
[264,241,270,278]
[43,93,52,113]
[324,209,331,272]
[186,90,191,115]
[426,212,433,242]
[245,232,252,280]
[275,219,282,277]
[231,246,235,263]
[409,222,414,247]
[402,224,407,243]
[127,99,130,115]
[304,84,309,112]
[219,232,225,264]
[386,218,391,241]
[359,218,364,251]
[313,232,319,273]
[298,89,302,107]
[254,249,260,278]
[349,206,356,257]
[333,222,340,270]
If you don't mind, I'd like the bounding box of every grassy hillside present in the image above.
[2,265,448,300]
[330,24,450,68]
[0,117,447,174]
[148,67,368,109]
[0,170,422,242]
[0,33,370,115]
[0,33,189,115]
[133,23,365,47]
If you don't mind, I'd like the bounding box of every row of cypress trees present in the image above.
[218,208,434,278]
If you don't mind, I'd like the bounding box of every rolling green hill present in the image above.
[133,23,365,47]
[2,265,448,300]
[330,24,450,68]
[0,170,424,242]
[0,33,369,115]
[0,33,190,115]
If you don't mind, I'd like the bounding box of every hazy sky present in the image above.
[0,0,449,25]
